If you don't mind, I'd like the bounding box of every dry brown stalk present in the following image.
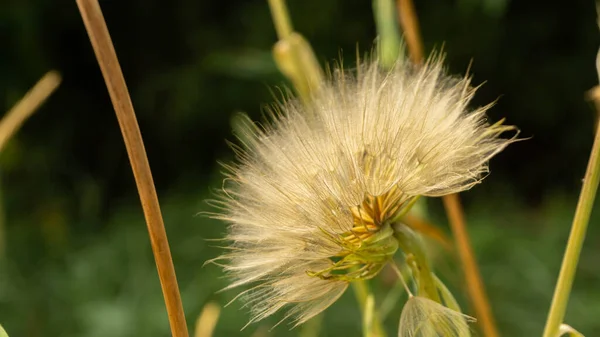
[0,71,61,258]
[443,194,499,337]
[75,1,189,336]
[0,71,61,153]
[396,0,424,64]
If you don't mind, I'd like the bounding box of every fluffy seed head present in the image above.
[210,56,515,327]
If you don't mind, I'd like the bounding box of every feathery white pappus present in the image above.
[208,55,516,327]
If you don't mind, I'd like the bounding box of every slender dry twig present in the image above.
[396,0,424,64]
[443,194,499,337]
[75,1,189,336]
[0,71,61,153]
[0,71,61,258]
[396,1,499,336]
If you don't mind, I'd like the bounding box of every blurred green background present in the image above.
[1,0,600,336]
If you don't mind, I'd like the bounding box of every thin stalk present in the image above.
[351,279,387,337]
[75,1,188,336]
[390,262,414,296]
[0,71,61,152]
[396,0,500,334]
[0,71,61,259]
[396,0,424,64]
[393,223,440,302]
[363,294,376,337]
[373,0,403,68]
[542,85,600,337]
[267,0,293,40]
[443,194,498,337]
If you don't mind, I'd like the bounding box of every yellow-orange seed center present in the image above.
[344,185,408,244]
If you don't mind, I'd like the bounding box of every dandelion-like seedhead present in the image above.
[209,56,515,327]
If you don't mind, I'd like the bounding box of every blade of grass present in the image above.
[75,1,188,336]
[395,1,500,335]
[0,71,61,259]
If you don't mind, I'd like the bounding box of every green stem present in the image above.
[542,99,600,337]
[392,223,440,302]
[267,0,293,40]
[351,279,387,337]
[372,0,403,68]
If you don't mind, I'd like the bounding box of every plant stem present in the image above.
[396,0,424,64]
[373,0,403,68]
[443,194,498,337]
[351,279,387,337]
[0,71,61,153]
[0,71,61,259]
[393,224,439,302]
[75,1,188,336]
[267,0,293,40]
[542,85,600,337]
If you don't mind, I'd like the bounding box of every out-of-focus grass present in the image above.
[0,178,599,337]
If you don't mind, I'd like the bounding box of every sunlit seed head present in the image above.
[209,55,516,326]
